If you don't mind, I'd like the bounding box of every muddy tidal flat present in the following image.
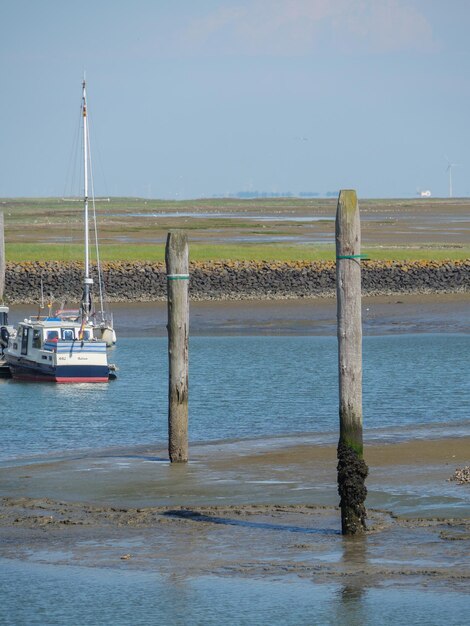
[112,292,470,336]
[4,196,470,247]
[1,435,469,590]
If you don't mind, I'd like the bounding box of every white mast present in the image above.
[82,78,93,315]
[78,77,116,345]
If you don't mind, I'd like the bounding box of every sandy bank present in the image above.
[1,435,468,515]
[120,292,470,336]
[8,292,470,336]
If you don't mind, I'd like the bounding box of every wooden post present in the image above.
[0,211,4,301]
[166,230,189,463]
[335,190,368,535]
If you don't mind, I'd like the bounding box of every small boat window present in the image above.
[21,327,30,356]
[61,329,75,341]
[46,330,59,342]
[32,329,42,349]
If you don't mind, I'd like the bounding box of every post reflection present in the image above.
[335,536,369,625]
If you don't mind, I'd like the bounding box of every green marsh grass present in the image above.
[5,242,470,263]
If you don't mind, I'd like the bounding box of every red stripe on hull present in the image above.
[56,377,109,383]
[12,373,109,383]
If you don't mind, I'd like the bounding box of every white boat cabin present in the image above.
[5,314,110,383]
[12,318,97,354]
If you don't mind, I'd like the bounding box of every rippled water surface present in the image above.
[1,559,469,626]
[1,334,468,462]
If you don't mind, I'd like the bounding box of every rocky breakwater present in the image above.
[4,259,469,304]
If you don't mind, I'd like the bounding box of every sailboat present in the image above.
[79,78,116,347]
[4,79,116,382]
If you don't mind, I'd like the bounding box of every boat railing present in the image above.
[44,338,107,352]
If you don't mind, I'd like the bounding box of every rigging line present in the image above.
[63,103,83,200]
[86,100,110,200]
[60,101,84,266]
[87,117,106,318]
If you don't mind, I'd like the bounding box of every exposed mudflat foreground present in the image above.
[1,434,469,589]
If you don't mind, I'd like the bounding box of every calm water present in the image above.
[1,334,469,463]
[1,559,469,626]
[1,333,469,625]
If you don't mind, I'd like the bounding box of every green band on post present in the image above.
[336,254,369,260]
[167,274,190,280]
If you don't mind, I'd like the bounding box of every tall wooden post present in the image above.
[335,190,368,535]
[0,211,5,301]
[166,230,189,463]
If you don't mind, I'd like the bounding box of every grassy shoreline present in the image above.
[5,242,470,263]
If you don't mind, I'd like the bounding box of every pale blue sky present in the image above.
[1,0,469,199]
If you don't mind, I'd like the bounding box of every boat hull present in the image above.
[4,309,112,384]
[6,355,109,383]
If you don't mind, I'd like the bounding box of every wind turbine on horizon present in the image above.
[444,156,461,198]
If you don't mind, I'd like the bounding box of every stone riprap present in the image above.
[4,259,469,304]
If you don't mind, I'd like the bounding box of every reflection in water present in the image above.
[337,537,368,626]
[1,556,469,625]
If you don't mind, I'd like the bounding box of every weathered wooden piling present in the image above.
[0,211,4,301]
[165,230,189,463]
[335,190,368,535]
